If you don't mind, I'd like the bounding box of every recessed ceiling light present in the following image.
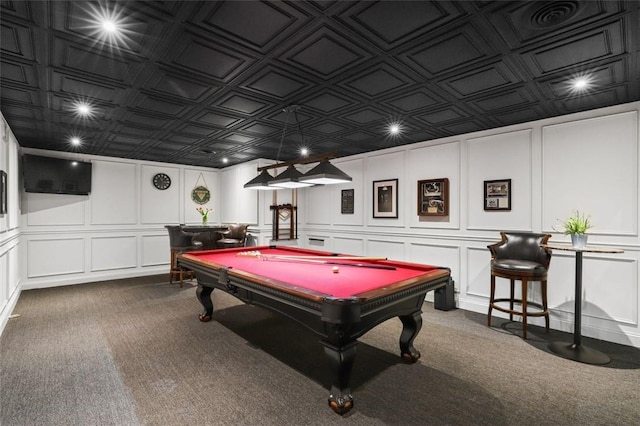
[71,101,94,118]
[77,104,91,116]
[222,157,229,164]
[567,73,594,95]
[81,3,134,50]
[300,147,308,156]
[101,19,118,33]
[389,124,400,135]
[573,78,588,89]
[70,136,82,146]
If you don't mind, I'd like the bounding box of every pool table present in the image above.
[177,245,451,414]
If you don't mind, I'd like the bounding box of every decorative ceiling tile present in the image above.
[344,65,410,97]
[443,62,519,97]
[217,94,269,115]
[193,111,240,127]
[343,108,386,124]
[173,38,250,81]
[387,91,440,112]
[1,21,35,60]
[244,68,309,98]
[289,32,363,76]
[348,1,463,46]
[303,92,353,112]
[203,0,296,49]
[520,21,625,76]
[1,0,637,167]
[149,71,215,101]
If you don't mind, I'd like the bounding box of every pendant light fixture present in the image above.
[299,158,352,185]
[243,169,276,190]
[243,105,352,190]
[269,164,314,188]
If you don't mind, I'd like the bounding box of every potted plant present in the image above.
[558,210,592,248]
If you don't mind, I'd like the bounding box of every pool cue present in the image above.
[264,256,396,270]
[260,255,387,261]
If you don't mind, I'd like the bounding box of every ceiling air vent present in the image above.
[530,1,580,28]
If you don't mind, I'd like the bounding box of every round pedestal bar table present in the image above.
[542,243,624,365]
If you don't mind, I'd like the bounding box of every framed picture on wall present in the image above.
[484,179,511,211]
[341,189,354,214]
[373,179,398,218]
[418,178,449,216]
[0,170,7,215]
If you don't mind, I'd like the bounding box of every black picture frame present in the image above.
[373,179,398,218]
[341,189,354,214]
[0,170,7,215]
[418,178,449,216]
[484,179,511,211]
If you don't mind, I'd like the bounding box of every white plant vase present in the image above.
[571,233,588,249]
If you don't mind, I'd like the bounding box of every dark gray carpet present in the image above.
[2,275,639,425]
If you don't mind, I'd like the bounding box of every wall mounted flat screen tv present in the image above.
[23,154,92,195]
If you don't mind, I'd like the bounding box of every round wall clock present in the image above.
[152,173,171,190]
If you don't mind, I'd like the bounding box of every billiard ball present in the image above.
[332,266,339,273]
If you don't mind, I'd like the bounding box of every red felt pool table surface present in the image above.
[181,246,445,299]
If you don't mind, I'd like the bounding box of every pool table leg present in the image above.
[196,284,214,322]
[322,340,357,415]
[399,311,423,362]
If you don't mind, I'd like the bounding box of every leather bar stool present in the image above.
[487,232,552,339]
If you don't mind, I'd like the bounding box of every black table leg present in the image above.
[196,284,214,322]
[322,340,357,415]
[548,251,610,365]
[399,311,423,362]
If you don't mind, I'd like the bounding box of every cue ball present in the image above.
[332,266,339,273]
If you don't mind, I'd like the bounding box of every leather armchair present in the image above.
[216,224,248,248]
[165,225,203,287]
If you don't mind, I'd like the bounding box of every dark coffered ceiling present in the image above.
[1,1,639,168]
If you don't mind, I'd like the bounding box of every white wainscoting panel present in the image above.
[8,131,20,229]
[91,236,137,271]
[467,129,533,231]
[367,239,405,260]
[333,237,365,256]
[408,241,460,284]
[26,193,86,226]
[140,165,181,224]
[331,158,365,226]
[91,161,137,225]
[142,234,170,267]
[547,252,638,326]
[542,111,638,235]
[8,243,19,295]
[184,169,219,224]
[466,246,492,299]
[28,238,85,277]
[408,141,461,229]
[0,253,7,312]
[306,184,332,225]
[366,152,406,227]
[221,163,258,225]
